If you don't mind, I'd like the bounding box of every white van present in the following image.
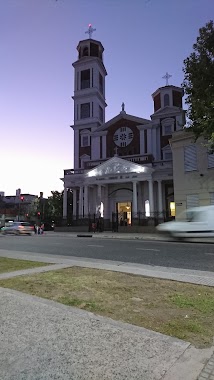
[156,206,214,239]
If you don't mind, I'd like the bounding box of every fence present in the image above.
[61,211,174,232]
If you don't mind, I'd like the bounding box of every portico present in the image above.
[62,156,166,226]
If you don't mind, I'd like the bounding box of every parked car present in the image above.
[156,206,214,240]
[1,222,34,236]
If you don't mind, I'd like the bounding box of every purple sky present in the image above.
[1,0,213,197]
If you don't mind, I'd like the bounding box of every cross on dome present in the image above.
[162,72,172,86]
[85,24,96,39]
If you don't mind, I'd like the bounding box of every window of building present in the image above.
[99,73,103,94]
[113,127,134,147]
[90,42,99,57]
[164,94,170,107]
[82,46,89,57]
[81,69,90,89]
[99,105,104,122]
[91,68,94,87]
[184,145,197,172]
[162,145,172,161]
[163,125,172,135]
[210,193,214,205]
[161,118,174,136]
[80,103,90,119]
[186,194,199,209]
[208,152,214,168]
[82,136,89,147]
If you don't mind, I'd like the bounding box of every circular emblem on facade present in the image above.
[113,127,133,147]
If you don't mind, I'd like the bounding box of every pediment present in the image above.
[96,113,151,133]
[86,156,153,177]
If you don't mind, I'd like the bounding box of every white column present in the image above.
[73,189,77,219]
[157,180,163,215]
[92,186,97,214]
[63,187,67,219]
[84,185,88,217]
[79,186,83,217]
[148,180,154,214]
[132,181,138,215]
[104,185,109,219]
[96,185,102,215]
[97,185,101,203]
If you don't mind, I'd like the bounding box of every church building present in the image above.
[62,26,185,230]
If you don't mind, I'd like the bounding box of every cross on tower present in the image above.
[85,24,96,39]
[162,72,172,86]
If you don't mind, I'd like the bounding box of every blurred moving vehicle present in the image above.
[1,222,34,236]
[156,206,214,239]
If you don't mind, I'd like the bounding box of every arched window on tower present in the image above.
[164,94,170,107]
[82,46,89,57]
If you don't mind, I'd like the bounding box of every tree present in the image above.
[46,191,63,222]
[182,20,214,149]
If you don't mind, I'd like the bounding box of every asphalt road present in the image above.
[1,233,214,272]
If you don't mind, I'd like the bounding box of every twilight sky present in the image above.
[1,0,213,197]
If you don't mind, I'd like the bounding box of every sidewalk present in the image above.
[0,249,214,379]
[1,248,214,286]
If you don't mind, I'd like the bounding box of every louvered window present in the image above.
[210,193,214,205]
[208,153,214,168]
[184,145,197,172]
[80,103,90,119]
[186,194,199,208]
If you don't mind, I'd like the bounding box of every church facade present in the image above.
[62,30,185,229]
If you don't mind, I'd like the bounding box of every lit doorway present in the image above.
[117,202,132,226]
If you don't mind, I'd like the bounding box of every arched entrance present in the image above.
[117,202,132,226]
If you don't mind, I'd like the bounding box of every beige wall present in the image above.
[170,131,214,219]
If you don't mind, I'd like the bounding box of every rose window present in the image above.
[113,127,133,147]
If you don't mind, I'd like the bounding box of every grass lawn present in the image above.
[0,267,213,347]
[0,257,49,274]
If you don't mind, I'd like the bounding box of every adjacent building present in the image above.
[0,189,40,226]
[170,131,214,219]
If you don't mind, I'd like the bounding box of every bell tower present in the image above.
[72,25,107,169]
